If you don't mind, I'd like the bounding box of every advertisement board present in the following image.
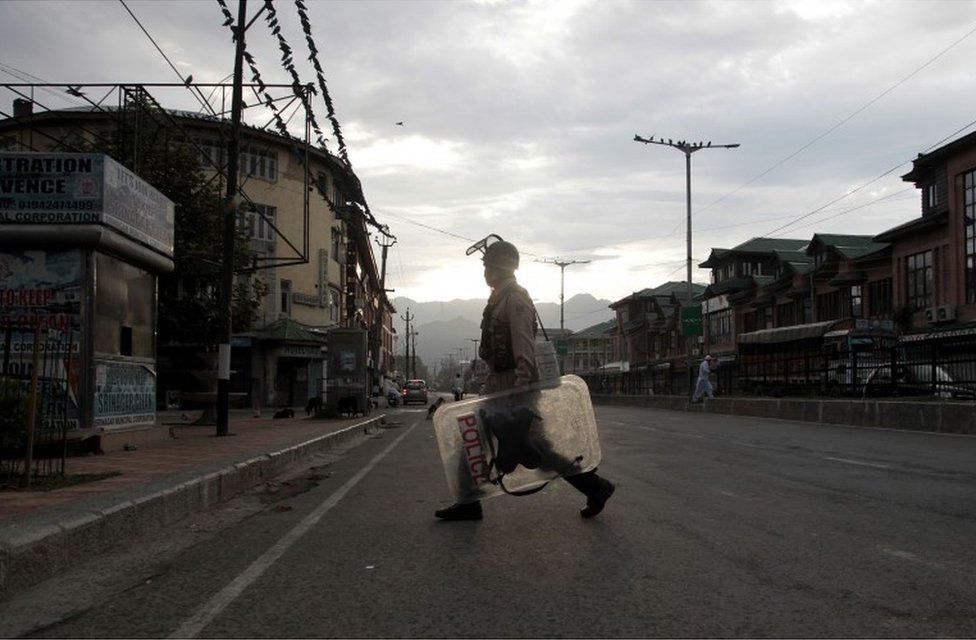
[0,248,82,429]
[93,359,156,429]
[0,153,174,257]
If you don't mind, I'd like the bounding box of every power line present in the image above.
[696,20,976,218]
[763,115,976,237]
[117,0,218,117]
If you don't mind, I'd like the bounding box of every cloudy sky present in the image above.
[2,0,976,307]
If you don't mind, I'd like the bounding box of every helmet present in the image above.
[466,234,520,271]
[483,240,519,271]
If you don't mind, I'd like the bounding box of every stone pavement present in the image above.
[0,407,388,599]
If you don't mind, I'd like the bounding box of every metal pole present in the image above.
[685,150,693,303]
[23,322,41,487]
[216,0,247,437]
[560,263,566,331]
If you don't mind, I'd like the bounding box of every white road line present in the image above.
[822,456,892,469]
[877,546,946,571]
[169,422,419,639]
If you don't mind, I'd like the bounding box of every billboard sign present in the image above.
[0,153,174,257]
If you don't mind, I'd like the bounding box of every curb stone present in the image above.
[0,415,384,600]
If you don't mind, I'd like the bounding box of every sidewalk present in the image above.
[0,407,387,599]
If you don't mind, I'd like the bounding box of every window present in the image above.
[280,279,292,315]
[240,145,277,181]
[816,290,841,321]
[196,138,223,170]
[242,204,276,242]
[331,228,342,260]
[905,250,933,310]
[707,309,732,346]
[925,184,938,210]
[867,279,892,317]
[776,302,795,327]
[966,170,976,304]
[194,139,277,181]
[850,285,862,318]
[814,251,828,267]
[329,287,341,323]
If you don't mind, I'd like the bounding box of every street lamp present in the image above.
[633,135,739,302]
[536,258,591,331]
[469,338,480,361]
[634,134,739,396]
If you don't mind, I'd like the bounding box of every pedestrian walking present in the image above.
[434,234,616,521]
[692,354,715,402]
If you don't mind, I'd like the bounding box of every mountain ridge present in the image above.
[392,293,614,373]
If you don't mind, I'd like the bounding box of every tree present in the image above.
[77,93,266,346]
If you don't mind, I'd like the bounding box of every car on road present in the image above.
[402,379,429,405]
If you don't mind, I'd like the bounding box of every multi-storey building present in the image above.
[879,129,976,328]
[564,319,615,374]
[0,96,395,410]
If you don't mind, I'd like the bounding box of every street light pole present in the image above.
[633,135,739,302]
[537,258,591,331]
[634,134,739,396]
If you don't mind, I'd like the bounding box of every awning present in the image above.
[738,320,839,345]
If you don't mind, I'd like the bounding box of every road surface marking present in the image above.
[877,546,946,571]
[169,421,419,639]
[822,456,892,469]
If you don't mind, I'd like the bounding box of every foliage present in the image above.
[395,354,430,382]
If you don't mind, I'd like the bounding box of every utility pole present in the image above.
[373,227,396,376]
[634,134,739,396]
[375,226,396,293]
[633,135,739,302]
[216,0,249,437]
[468,338,479,361]
[400,307,413,379]
[411,330,418,379]
[537,258,591,331]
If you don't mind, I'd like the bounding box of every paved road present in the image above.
[8,402,976,637]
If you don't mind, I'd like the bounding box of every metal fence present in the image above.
[580,334,976,401]
[0,324,76,486]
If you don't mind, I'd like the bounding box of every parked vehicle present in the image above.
[737,319,898,397]
[864,363,976,399]
[402,379,429,405]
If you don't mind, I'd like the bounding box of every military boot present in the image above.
[434,501,483,521]
[580,477,616,519]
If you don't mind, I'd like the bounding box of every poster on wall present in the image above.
[93,360,156,429]
[0,248,82,430]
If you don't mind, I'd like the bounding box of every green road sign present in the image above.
[680,306,703,337]
[555,338,568,356]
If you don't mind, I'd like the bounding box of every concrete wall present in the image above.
[592,394,976,435]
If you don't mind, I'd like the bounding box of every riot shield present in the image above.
[432,375,601,504]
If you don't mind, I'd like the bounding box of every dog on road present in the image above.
[305,396,323,416]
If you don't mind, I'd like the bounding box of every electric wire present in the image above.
[696,20,976,218]
[117,0,218,117]
[763,115,976,237]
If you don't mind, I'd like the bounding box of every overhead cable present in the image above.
[117,0,218,117]
[696,20,976,218]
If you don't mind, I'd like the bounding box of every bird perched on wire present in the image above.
[184,74,193,87]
